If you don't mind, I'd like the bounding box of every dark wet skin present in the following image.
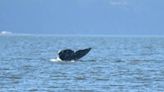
[58,49,75,61]
[58,48,91,61]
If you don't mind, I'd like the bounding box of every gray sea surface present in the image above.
[0,35,164,92]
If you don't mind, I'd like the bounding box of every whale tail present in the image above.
[57,48,91,61]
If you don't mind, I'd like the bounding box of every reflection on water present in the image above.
[0,35,164,92]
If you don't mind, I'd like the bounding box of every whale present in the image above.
[58,48,91,61]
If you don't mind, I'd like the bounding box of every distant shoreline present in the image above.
[1,33,164,38]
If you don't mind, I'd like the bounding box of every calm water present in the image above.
[0,35,164,92]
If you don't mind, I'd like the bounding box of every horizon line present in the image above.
[1,33,164,37]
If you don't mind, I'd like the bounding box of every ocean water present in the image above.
[0,35,164,92]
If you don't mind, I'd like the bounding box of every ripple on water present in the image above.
[1,36,164,92]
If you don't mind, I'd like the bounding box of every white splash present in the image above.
[50,57,62,62]
[50,57,75,62]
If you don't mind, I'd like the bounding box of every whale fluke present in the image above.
[58,48,91,61]
[73,48,91,60]
[58,49,74,61]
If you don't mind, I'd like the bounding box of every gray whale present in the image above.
[58,48,91,61]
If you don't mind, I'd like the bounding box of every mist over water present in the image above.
[0,35,164,92]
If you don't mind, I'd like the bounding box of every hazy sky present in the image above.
[0,0,164,35]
